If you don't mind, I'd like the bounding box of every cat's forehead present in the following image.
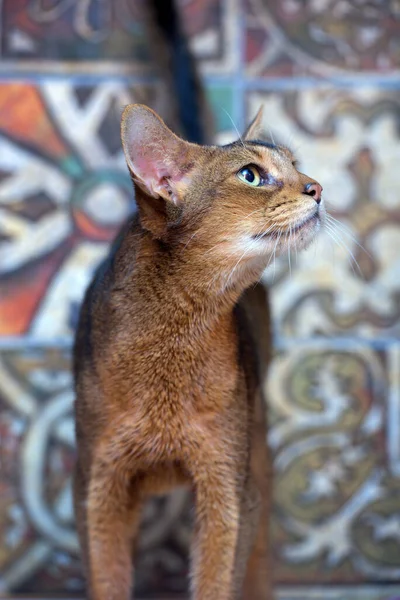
[220,139,295,172]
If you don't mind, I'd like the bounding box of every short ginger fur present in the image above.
[73,105,323,600]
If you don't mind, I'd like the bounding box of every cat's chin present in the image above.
[247,212,322,257]
[289,212,323,251]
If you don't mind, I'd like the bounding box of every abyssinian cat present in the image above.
[73,103,324,600]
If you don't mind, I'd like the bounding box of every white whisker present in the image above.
[285,133,293,150]
[268,228,282,281]
[222,108,245,148]
[182,231,198,249]
[253,222,279,238]
[324,222,363,276]
[268,128,275,145]
[293,221,298,264]
[289,224,293,276]
[203,239,230,256]
[224,245,253,290]
[326,214,372,259]
[243,207,267,220]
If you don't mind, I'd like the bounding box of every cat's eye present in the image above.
[237,166,261,187]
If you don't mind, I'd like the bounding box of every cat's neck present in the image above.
[121,225,251,340]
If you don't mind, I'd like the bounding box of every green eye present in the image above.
[237,166,261,187]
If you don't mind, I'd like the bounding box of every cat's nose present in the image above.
[304,182,322,204]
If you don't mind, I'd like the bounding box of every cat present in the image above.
[73,102,324,600]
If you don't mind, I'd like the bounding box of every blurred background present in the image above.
[0,0,399,598]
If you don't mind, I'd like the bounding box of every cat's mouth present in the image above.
[254,211,320,240]
[292,211,320,235]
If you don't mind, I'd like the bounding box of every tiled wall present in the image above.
[0,1,399,598]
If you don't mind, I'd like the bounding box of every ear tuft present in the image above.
[121,104,193,205]
[243,106,264,141]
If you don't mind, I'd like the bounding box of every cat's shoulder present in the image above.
[73,213,138,374]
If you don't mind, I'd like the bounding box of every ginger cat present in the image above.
[73,104,323,600]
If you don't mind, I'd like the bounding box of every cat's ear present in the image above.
[121,104,194,206]
[243,106,264,141]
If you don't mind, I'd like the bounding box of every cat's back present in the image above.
[73,215,138,383]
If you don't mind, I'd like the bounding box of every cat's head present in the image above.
[121,104,324,289]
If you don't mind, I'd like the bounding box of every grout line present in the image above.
[274,336,400,352]
[0,71,160,84]
[0,73,397,89]
[0,337,73,349]
[242,75,400,89]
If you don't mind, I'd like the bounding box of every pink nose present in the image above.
[304,182,322,204]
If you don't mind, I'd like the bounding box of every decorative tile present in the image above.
[181,0,239,74]
[1,0,151,71]
[246,88,400,338]
[245,0,400,78]
[0,0,237,75]
[269,341,400,584]
[0,347,193,596]
[0,347,79,594]
[277,587,400,600]
[206,83,237,143]
[0,81,180,339]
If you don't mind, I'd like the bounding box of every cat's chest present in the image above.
[113,350,248,463]
[98,317,251,463]
[143,339,240,404]
[105,324,245,413]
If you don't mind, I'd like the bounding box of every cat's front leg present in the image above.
[242,389,274,600]
[84,454,142,600]
[189,457,242,600]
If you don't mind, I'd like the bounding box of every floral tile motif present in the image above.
[0,347,192,596]
[269,341,400,584]
[1,0,151,69]
[277,587,400,600]
[245,0,400,78]
[0,81,179,339]
[0,347,78,594]
[0,0,236,74]
[181,0,239,74]
[246,88,400,339]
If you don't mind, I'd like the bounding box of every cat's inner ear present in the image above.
[243,106,264,141]
[121,104,194,205]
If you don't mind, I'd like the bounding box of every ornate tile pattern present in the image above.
[278,588,400,600]
[0,348,193,596]
[269,341,400,584]
[0,81,177,338]
[1,0,149,68]
[181,0,238,73]
[246,88,400,339]
[245,0,400,78]
[0,0,235,75]
[0,0,399,597]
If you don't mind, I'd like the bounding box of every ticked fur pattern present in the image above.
[73,105,323,600]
